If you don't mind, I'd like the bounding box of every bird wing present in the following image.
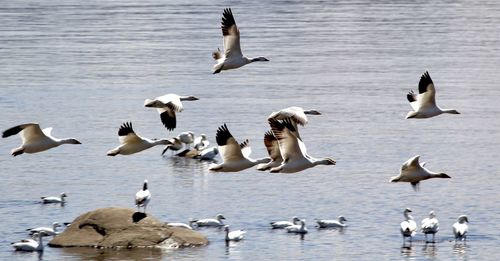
[239,139,252,158]
[156,94,184,112]
[268,107,308,126]
[221,8,242,58]
[401,155,421,173]
[263,130,282,161]
[269,118,306,161]
[215,124,246,162]
[417,71,437,108]
[406,90,420,111]
[2,123,47,144]
[118,122,142,144]
[157,108,177,131]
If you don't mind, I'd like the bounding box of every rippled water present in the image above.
[1,0,500,260]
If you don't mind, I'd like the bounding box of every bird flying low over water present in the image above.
[107,122,170,156]
[212,8,269,74]
[267,106,321,139]
[209,124,270,172]
[406,71,460,119]
[390,155,451,191]
[256,130,284,171]
[268,119,336,173]
[144,94,199,131]
[2,123,81,156]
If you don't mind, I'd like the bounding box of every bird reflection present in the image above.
[453,243,468,257]
[422,243,437,258]
[401,244,414,257]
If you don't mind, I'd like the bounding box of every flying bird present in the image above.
[2,123,81,156]
[144,94,199,131]
[107,122,170,156]
[390,155,451,191]
[212,8,269,74]
[406,71,460,119]
[267,106,321,139]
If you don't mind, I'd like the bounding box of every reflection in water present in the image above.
[401,244,414,257]
[225,241,242,259]
[422,243,437,258]
[59,247,164,261]
[453,243,469,259]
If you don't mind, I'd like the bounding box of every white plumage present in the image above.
[400,208,417,243]
[194,134,209,151]
[453,215,469,242]
[212,8,269,74]
[421,211,439,243]
[390,155,451,191]
[192,214,226,227]
[11,232,44,251]
[135,179,151,213]
[316,216,348,228]
[144,94,199,131]
[406,71,460,119]
[107,122,170,156]
[27,222,62,236]
[270,216,300,229]
[41,193,67,204]
[267,106,321,139]
[2,123,81,156]
[285,219,308,234]
[224,225,246,242]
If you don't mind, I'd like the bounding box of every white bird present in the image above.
[177,131,195,149]
[27,222,62,236]
[286,219,308,234]
[144,94,199,131]
[268,119,336,173]
[2,123,81,156]
[224,225,246,242]
[400,208,417,243]
[268,107,321,139]
[212,8,269,74]
[192,214,226,227]
[257,131,283,171]
[107,122,170,156]
[41,193,67,204]
[161,137,184,156]
[406,71,460,119]
[198,147,219,161]
[167,221,195,230]
[270,216,300,229]
[453,215,469,242]
[194,134,210,151]
[316,216,348,228]
[135,179,151,213]
[11,232,44,251]
[421,211,439,243]
[390,155,451,191]
[209,124,270,172]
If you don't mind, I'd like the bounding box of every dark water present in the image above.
[1,0,499,260]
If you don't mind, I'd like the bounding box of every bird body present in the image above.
[167,222,194,230]
[257,131,284,171]
[406,71,460,119]
[192,214,225,227]
[209,124,270,172]
[421,211,439,242]
[107,122,170,156]
[144,94,199,131]
[390,155,451,190]
[225,225,246,241]
[194,134,209,151]
[135,180,151,213]
[27,222,61,236]
[316,216,347,228]
[11,232,44,251]
[268,107,321,139]
[41,193,67,204]
[268,119,335,173]
[178,131,195,148]
[212,8,268,74]
[161,137,183,155]
[270,216,300,229]
[198,147,219,161]
[453,215,469,242]
[400,208,417,242]
[286,219,308,234]
[2,123,81,156]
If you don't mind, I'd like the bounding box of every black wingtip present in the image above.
[118,122,134,136]
[215,123,232,146]
[407,91,417,103]
[160,111,176,131]
[2,125,24,138]
[221,8,236,36]
[418,71,433,94]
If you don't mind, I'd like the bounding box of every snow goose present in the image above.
[212,8,269,74]
[453,215,469,242]
[390,155,451,191]
[209,124,270,172]
[27,222,61,236]
[406,71,460,119]
[178,131,195,149]
[198,147,219,161]
[194,134,209,151]
[224,225,246,242]
[268,107,321,139]
[107,122,170,156]
[135,179,151,213]
[2,123,81,156]
[270,216,300,229]
[268,119,336,173]
[286,219,308,234]
[316,216,347,228]
[11,232,45,251]
[192,214,226,227]
[41,193,67,204]
[144,94,199,131]
[161,137,183,155]
[257,131,283,171]
[421,211,439,243]
[167,221,195,230]
[400,208,417,243]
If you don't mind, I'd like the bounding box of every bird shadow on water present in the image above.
[132,212,147,223]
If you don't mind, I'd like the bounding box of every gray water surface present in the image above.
[1,0,500,260]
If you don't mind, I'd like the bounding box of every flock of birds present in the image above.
[5,7,469,253]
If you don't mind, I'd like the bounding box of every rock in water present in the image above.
[49,207,208,248]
